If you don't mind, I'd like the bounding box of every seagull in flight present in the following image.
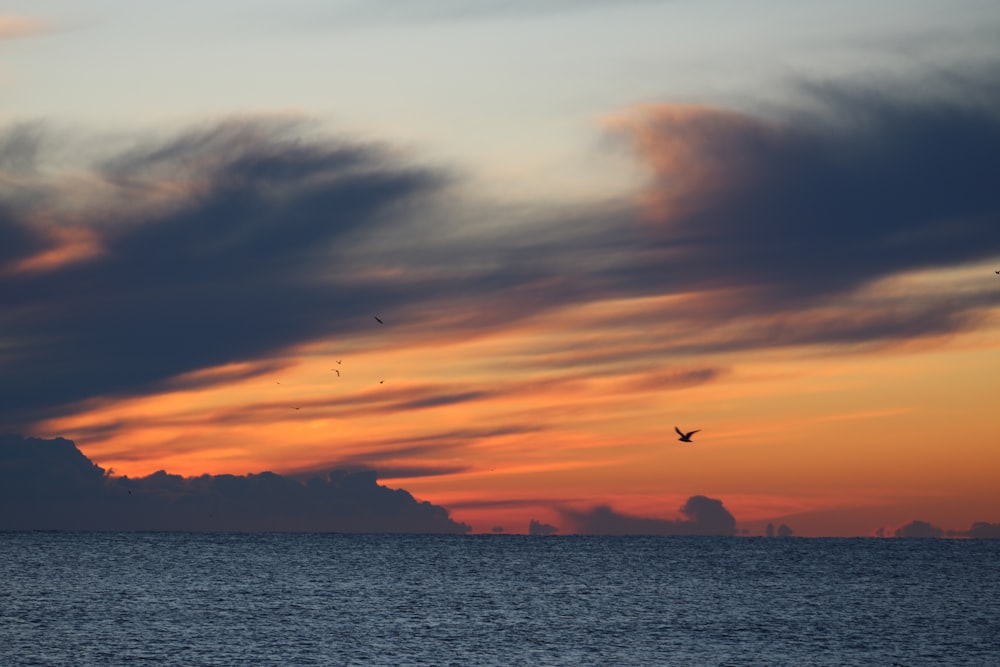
[374,315,384,324]
[675,426,700,443]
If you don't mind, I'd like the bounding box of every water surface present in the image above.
[2,534,998,666]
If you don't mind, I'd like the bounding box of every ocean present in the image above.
[1,533,998,666]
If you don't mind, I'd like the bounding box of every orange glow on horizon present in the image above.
[36,285,1000,536]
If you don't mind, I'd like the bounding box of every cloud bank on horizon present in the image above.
[0,433,471,532]
[1,433,737,534]
[561,496,737,536]
[5,434,995,536]
[2,72,999,432]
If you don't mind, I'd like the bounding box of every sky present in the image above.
[2,0,999,536]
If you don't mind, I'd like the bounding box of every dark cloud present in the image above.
[948,522,1000,539]
[4,72,1000,432]
[612,78,1000,300]
[0,434,470,532]
[407,71,1000,357]
[528,518,558,535]
[0,119,446,429]
[561,496,736,536]
[894,520,945,538]
[0,205,45,266]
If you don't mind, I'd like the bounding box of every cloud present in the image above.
[894,520,944,538]
[528,518,558,535]
[561,495,736,535]
[0,434,470,532]
[0,118,446,428]
[948,522,1000,539]
[286,424,545,481]
[4,71,1000,434]
[598,73,1000,347]
[765,522,794,537]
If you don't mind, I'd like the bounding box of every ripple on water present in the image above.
[1,534,999,666]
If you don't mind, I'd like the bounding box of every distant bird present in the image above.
[335,369,340,377]
[292,406,300,410]
[675,426,700,443]
[379,380,384,384]
[995,270,1000,274]
[374,315,384,324]
[337,359,342,364]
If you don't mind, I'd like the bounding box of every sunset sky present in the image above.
[2,0,999,536]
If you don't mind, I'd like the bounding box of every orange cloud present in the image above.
[0,226,104,275]
[604,103,775,222]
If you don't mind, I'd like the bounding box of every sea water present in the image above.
[1,533,998,666]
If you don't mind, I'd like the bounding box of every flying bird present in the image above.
[374,316,384,324]
[335,369,340,377]
[675,426,700,443]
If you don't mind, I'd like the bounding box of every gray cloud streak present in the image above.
[3,71,1000,431]
[0,119,446,428]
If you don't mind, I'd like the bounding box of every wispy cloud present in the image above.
[3,70,999,440]
[0,118,446,428]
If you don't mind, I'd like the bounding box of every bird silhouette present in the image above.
[675,426,700,443]
[335,369,340,377]
[374,316,384,324]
